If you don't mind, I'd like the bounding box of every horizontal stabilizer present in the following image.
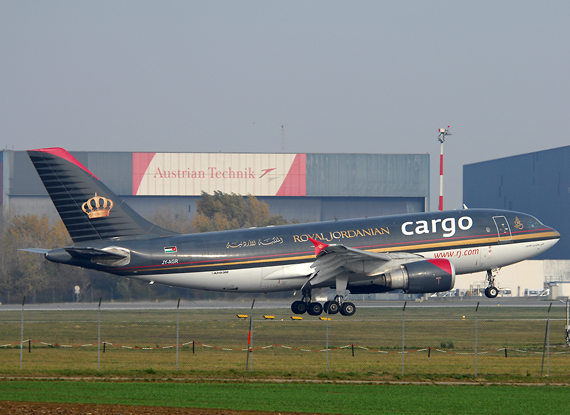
[18,248,50,254]
[64,247,129,260]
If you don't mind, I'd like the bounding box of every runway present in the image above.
[0,297,564,312]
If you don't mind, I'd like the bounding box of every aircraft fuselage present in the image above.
[46,208,559,293]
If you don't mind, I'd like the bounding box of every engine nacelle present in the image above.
[378,259,455,294]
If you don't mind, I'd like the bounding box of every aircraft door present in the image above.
[493,216,512,243]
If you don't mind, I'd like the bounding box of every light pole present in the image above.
[438,127,452,211]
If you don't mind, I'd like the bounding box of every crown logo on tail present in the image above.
[82,193,114,219]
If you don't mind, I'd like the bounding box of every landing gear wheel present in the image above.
[340,302,356,316]
[291,301,307,314]
[307,302,323,316]
[484,269,500,299]
[485,286,499,298]
[324,301,340,314]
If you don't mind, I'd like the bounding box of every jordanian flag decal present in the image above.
[164,246,177,253]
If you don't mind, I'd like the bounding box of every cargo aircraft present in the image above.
[24,148,560,317]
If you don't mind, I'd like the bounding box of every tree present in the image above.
[191,191,289,232]
[0,214,98,303]
[146,205,194,234]
[0,215,68,302]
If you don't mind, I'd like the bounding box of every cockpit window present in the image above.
[527,218,544,229]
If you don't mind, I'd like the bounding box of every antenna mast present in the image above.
[438,126,452,211]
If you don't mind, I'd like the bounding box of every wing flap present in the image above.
[310,268,347,286]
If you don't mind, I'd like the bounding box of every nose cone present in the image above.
[542,226,561,254]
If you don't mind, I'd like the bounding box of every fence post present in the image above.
[475,301,479,378]
[560,298,570,346]
[326,305,330,373]
[20,296,25,370]
[541,302,552,377]
[246,299,255,371]
[176,298,180,372]
[402,301,406,376]
[97,297,102,372]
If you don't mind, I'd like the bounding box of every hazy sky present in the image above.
[2,1,569,211]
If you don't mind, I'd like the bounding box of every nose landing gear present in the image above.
[485,285,499,298]
[484,269,500,298]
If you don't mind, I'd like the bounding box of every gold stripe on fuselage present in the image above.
[367,231,558,254]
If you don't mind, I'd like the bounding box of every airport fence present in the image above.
[1,299,569,377]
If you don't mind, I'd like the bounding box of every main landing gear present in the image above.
[484,269,500,298]
[291,292,356,317]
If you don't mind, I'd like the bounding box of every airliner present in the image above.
[24,148,560,317]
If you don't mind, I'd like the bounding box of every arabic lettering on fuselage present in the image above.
[292,227,390,243]
[226,236,284,249]
[226,240,256,249]
[259,236,284,246]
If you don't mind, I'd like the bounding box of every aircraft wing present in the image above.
[305,237,423,287]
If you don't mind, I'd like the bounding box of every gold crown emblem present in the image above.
[82,193,114,219]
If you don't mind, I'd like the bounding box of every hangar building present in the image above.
[463,145,569,260]
[1,150,430,224]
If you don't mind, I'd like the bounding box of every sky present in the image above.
[2,1,569,211]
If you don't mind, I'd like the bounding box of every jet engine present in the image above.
[380,259,455,293]
[349,258,455,294]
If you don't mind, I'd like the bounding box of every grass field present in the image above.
[1,380,569,415]
[1,301,569,379]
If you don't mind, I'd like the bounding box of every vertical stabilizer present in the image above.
[28,148,176,243]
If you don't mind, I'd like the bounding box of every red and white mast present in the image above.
[438,127,452,211]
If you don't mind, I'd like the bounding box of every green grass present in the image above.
[1,302,569,379]
[0,380,569,414]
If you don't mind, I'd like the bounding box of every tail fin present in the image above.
[28,148,177,243]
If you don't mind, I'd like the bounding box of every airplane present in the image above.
[23,147,560,317]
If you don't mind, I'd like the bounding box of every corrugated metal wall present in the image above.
[306,154,429,197]
[7,151,133,196]
[7,151,429,199]
[10,151,47,195]
[3,150,429,222]
[87,152,133,195]
[463,145,569,260]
